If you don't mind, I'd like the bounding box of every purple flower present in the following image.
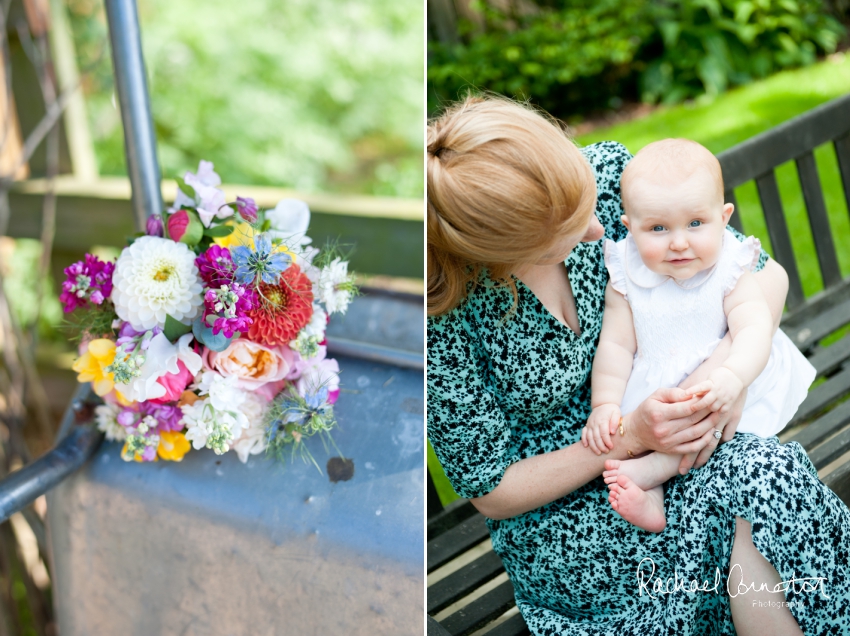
[202,282,256,338]
[195,245,234,287]
[60,254,115,312]
[118,401,184,435]
[115,322,161,353]
[146,215,164,237]
[117,410,137,428]
[236,197,258,223]
[141,401,183,432]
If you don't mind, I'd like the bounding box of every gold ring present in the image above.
[627,450,634,458]
[618,417,625,436]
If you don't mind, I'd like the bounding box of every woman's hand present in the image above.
[677,387,747,474]
[624,387,719,455]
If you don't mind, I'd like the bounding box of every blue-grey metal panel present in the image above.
[47,295,425,635]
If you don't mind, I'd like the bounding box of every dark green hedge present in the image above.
[428,0,846,117]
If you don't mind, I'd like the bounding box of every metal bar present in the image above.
[0,424,102,524]
[326,337,424,370]
[796,151,841,289]
[104,0,162,229]
[755,170,805,309]
[0,384,102,523]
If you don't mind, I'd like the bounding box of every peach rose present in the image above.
[203,340,291,391]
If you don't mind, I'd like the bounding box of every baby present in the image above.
[582,138,816,533]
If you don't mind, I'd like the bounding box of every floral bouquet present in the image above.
[64,161,357,466]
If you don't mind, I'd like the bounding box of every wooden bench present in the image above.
[427,92,850,636]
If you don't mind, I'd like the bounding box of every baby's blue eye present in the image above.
[652,225,664,232]
[689,220,702,228]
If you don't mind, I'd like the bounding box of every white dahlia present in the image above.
[111,236,203,330]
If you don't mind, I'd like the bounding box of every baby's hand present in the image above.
[582,404,621,455]
[686,367,744,414]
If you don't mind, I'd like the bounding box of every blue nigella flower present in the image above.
[304,386,330,411]
[231,233,291,285]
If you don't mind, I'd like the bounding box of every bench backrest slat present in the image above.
[754,170,806,309]
[796,150,842,288]
[718,94,850,190]
[835,133,850,216]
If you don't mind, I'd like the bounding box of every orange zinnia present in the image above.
[246,264,313,346]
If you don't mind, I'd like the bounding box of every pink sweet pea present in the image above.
[148,360,194,405]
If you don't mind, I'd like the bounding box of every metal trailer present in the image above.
[0,0,425,633]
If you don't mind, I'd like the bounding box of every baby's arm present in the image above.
[583,283,637,454]
[689,272,773,413]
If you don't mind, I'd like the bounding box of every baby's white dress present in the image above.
[604,229,816,437]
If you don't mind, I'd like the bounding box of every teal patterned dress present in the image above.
[427,142,850,635]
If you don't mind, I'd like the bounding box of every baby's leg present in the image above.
[603,451,681,491]
[607,478,667,533]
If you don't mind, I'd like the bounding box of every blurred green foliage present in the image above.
[429,0,652,115]
[0,239,62,339]
[67,0,424,197]
[428,0,846,117]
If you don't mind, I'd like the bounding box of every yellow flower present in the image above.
[214,222,294,258]
[214,222,256,249]
[72,339,116,396]
[121,442,159,463]
[157,431,191,461]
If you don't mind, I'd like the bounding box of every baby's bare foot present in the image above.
[603,452,680,491]
[607,476,666,533]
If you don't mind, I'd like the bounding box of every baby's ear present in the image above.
[620,215,630,230]
[721,203,734,226]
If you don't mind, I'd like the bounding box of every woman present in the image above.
[427,96,850,635]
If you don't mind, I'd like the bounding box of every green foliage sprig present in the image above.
[263,386,341,472]
[62,303,119,344]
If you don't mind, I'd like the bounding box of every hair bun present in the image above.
[427,138,446,158]
[426,94,594,316]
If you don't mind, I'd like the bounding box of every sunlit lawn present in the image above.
[430,54,850,507]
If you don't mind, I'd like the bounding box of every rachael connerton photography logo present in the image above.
[636,558,829,601]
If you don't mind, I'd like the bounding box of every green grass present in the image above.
[429,55,850,508]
